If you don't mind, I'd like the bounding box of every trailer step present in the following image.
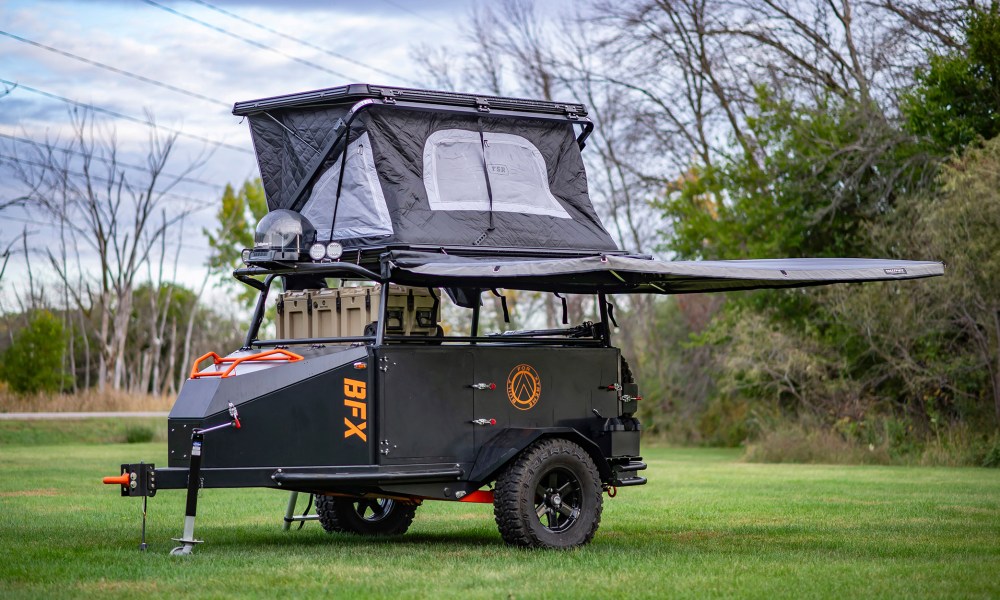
[271,467,464,487]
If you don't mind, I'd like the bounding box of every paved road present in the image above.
[0,411,169,420]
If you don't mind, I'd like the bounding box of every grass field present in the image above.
[1,426,999,598]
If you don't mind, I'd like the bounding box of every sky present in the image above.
[0,0,476,306]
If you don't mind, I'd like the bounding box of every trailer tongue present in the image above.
[103,83,943,551]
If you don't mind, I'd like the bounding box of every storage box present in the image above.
[384,285,440,336]
[337,286,378,337]
[276,285,441,340]
[276,290,312,340]
[310,288,341,338]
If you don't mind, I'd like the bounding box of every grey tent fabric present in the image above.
[247,105,354,211]
[383,252,945,294]
[241,98,618,253]
[299,132,393,240]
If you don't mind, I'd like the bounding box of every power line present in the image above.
[0,30,230,109]
[2,213,210,252]
[378,0,451,32]
[188,0,422,86]
[0,78,252,155]
[0,132,226,191]
[0,152,212,206]
[142,0,354,81]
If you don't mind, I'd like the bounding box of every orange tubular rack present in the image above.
[189,348,304,379]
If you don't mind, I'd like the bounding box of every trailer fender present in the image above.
[468,427,612,485]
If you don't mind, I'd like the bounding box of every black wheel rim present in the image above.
[353,498,394,522]
[533,467,583,533]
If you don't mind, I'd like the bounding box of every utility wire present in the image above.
[0,79,252,155]
[187,0,422,86]
[0,30,230,108]
[142,0,354,81]
[378,0,451,32]
[0,153,212,206]
[0,132,226,191]
[3,213,209,252]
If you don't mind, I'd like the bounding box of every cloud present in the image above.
[0,0,474,302]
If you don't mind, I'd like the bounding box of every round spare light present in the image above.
[326,241,344,260]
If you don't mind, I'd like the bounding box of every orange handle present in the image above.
[190,349,303,379]
[103,473,130,485]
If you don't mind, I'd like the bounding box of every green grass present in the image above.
[0,418,166,446]
[1,440,999,598]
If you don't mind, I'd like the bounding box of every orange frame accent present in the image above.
[459,490,495,503]
[189,348,304,379]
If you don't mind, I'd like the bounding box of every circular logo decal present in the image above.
[507,364,541,410]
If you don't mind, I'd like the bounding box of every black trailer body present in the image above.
[104,83,943,552]
[156,342,638,500]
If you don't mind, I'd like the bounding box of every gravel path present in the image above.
[0,411,169,420]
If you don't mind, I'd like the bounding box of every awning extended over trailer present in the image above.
[382,252,944,294]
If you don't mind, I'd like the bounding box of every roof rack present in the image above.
[232,83,588,118]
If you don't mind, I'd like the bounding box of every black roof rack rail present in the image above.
[233,83,588,118]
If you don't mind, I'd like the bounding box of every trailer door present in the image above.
[376,347,475,465]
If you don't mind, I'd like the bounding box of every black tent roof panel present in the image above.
[232,83,588,117]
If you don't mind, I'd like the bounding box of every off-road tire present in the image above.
[493,438,603,548]
[315,495,417,536]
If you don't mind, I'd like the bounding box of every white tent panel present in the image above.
[301,132,393,240]
[422,129,571,218]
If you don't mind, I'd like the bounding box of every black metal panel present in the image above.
[376,347,475,464]
[469,346,619,450]
[169,345,368,419]
[168,350,373,469]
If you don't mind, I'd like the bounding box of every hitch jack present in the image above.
[170,403,241,556]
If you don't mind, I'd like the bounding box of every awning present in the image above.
[383,251,944,294]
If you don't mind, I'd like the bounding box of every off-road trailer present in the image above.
[104,84,943,552]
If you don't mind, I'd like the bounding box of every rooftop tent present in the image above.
[233,84,618,255]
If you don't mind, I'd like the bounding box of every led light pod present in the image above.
[308,243,326,261]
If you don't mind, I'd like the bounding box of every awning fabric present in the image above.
[383,251,944,294]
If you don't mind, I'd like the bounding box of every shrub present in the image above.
[124,425,155,444]
[1,311,68,394]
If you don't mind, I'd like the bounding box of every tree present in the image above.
[3,109,203,391]
[204,178,268,304]
[1,310,67,394]
[904,5,1000,150]
[659,90,932,262]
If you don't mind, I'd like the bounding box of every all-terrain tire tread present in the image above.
[493,438,603,548]
[315,494,347,533]
[317,496,417,536]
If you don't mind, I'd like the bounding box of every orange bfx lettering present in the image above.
[344,399,366,420]
[344,378,367,399]
[344,417,367,441]
[343,378,368,442]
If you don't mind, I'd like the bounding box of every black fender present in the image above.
[468,427,612,485]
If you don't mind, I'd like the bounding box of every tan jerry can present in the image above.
[310,288,341,338]
[276,290,312,340]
